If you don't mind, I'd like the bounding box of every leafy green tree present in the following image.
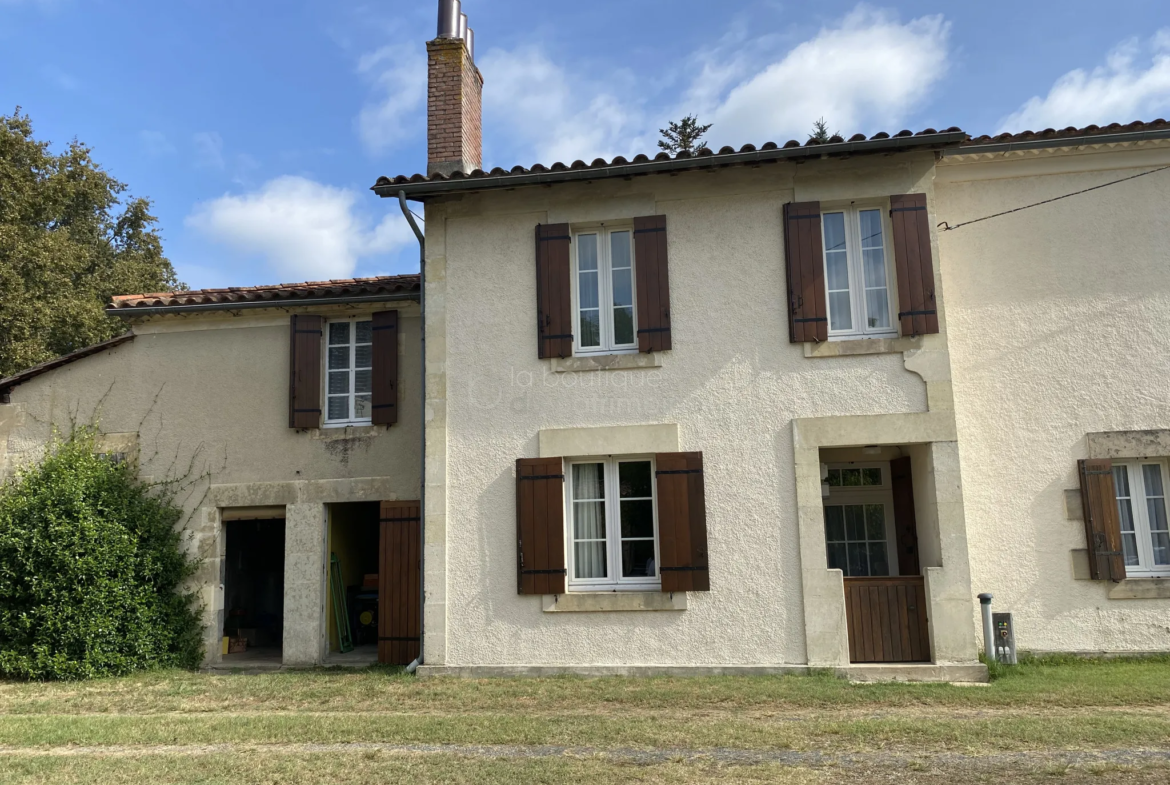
[809,117,841,144]
[658,115,713,156]
[0,427,202,680]
[0,108,183,378]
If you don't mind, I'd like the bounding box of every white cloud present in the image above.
[999,32,1170,133]
[705,8,949,146]
[480,46,651,166]
[355,43,426,155]
[139,130,175,157]
[478,6,949,166]
[193,131,225,170]
[185,176,415,281]
[41,65,78,91]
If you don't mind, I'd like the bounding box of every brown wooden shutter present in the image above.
[379,500,421,665]
[371,310,398,426]
[1077,459,1127,581]
[516,457,566,594]
[633,214,672,352]
[890,456,921,576]
[535,223,573,359]
[783,202,828,343]
[889,193,940,336]
[288,314,323,429]
[655,451,710,592]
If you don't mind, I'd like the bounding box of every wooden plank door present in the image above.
[843,576,930,663]
[378,500,421,666]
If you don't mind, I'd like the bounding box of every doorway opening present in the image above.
[222,518,285,666]
[327,503,381,665]
[820,446,929,663]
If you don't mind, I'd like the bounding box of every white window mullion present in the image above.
[599,234,613,351]
[848,211,865,335]
[613,460,622,582]
[348,336,356,420]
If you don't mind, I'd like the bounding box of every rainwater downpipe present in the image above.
[399,190,426,674]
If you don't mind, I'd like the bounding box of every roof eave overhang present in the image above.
[374,131,969,200]
[947,128,1170,157]
[106,291,421,318]
[0,332,135,400]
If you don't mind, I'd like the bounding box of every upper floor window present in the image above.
[567,457,659,590]
[325,318,373,426]
[821,206,895,338]
[573,226,637,354]
[1113,461,1170,576]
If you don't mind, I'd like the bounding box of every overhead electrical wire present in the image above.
[937,164,1170,232]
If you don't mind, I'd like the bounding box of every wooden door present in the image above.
[844,576,930,663]
[378,500,421,666]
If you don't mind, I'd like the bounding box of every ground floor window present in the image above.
[567,457,659,590]
[823,462,899,577]
[1113,460,1170,576]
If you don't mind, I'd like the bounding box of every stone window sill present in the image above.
[803,336,923,358]
[309,425,382,441]
[1109,578,1170,599]
[550,353,662,373]
[542,591,687,612]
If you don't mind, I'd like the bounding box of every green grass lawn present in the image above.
[1,655,1168,784]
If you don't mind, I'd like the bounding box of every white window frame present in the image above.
[322,316,373,428]
[571,223,638,356]
[1112,460,1170,577]
[565,456,660,591]
[822,462,901,577]
[819,204,897,340]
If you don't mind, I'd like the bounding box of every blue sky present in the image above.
[4,0,1170,291]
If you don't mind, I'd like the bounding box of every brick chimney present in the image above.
[428,0,482,177]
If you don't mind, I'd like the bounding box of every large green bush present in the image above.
[0,427,202,679]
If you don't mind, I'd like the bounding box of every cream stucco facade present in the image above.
[0,303,421,666]
[419,150,985,676]
[936,140,1170,654]
[3,134,1168,675]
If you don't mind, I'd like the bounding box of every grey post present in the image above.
[977,593,994,661]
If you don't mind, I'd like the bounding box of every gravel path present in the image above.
[2,741,1169,770]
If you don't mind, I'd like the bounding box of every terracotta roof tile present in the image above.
[109,274,420,311]
[372,128,968,193]
[961,119,1170,146]
[374,120,1170,199]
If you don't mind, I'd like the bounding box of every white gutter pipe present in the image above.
[399,190,426,675]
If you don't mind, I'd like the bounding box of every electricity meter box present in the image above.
[992,611,1017,665]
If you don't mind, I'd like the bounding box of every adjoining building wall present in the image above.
[0,305,422,664]
[424,152,977,669]
[937,141,1170,654]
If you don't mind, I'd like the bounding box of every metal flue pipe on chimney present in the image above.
[437,0,461,38]
[436,0,474,61]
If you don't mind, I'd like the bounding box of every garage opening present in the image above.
[327,503,381,664]
[327,500,422,667]
[222,517,285,666]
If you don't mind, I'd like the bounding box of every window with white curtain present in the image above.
[1113,461,1170,576]
[821,206,896,338]
[572,226,637,354]
[324,318,373,426]
[567,457,659,590]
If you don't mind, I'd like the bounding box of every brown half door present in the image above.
[378,500,421,666]
[843,576,930,663]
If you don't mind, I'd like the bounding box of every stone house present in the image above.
[2,5,1169,677]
